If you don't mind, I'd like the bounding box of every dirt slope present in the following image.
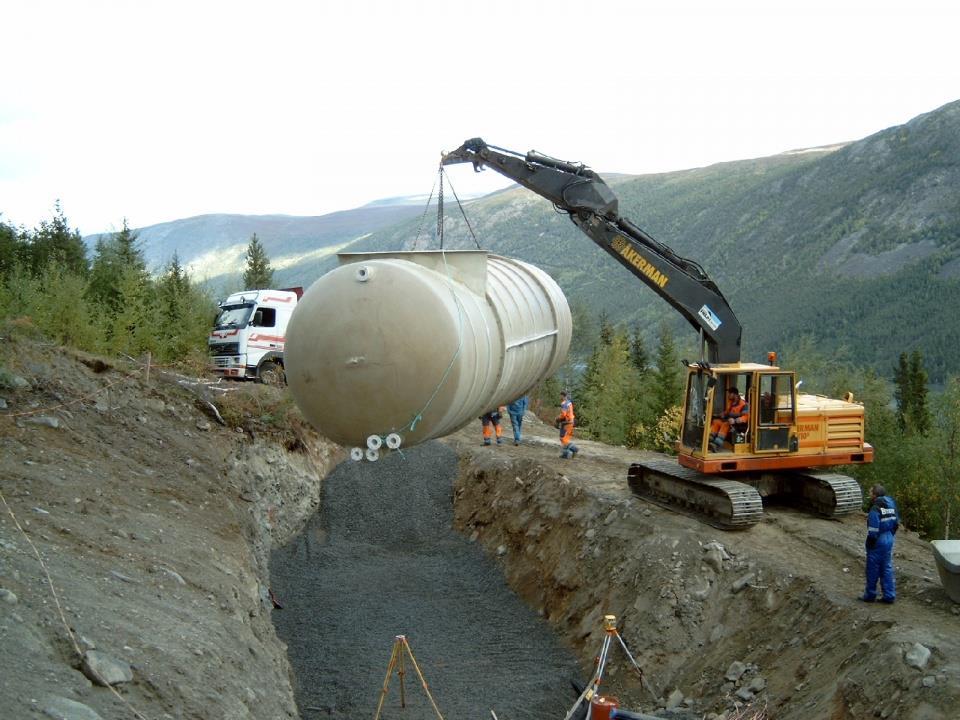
[0,332,340,719]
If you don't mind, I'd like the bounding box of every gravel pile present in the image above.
[271,441,583,720]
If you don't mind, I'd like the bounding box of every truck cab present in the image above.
[208,287,302,384]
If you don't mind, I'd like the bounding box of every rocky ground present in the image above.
[1,328,959,720]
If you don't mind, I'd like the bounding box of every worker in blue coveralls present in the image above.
[506,395,529,445]
[861,484,899,604]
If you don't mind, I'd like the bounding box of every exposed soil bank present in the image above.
[0,335,338,720]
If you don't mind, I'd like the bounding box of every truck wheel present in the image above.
[258,360,285,387]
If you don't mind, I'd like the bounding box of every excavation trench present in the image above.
[272,422,960,720]
[270,441,584,720]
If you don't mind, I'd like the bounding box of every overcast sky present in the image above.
[1,0,958,235]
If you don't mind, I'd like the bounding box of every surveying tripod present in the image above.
[373,634,445,720]
[563,615,656,720]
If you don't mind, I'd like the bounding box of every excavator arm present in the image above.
[441,138,742,364]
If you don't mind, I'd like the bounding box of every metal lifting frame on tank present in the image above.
[440,138,742,365]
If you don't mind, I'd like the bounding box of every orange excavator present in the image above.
[442,138,872,528]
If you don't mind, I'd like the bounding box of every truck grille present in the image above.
[210,342,240,356]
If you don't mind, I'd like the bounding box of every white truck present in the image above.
[208,287,303,385]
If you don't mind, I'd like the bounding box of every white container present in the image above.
[285,250,571,449]
[931,540,960,604]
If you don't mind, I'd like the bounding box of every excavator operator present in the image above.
[709,387,749,452]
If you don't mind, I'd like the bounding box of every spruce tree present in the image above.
[157,253,189,358]
[908,350,931,435]
[0,219,22,277]
[27,202,88,277]
[648,322,684,419]
[242,233,274,289]
[894,352,910,432]
[86,219,149,317]
[577,330,640,445]
[598,310,613,346]
[629,324,649,374]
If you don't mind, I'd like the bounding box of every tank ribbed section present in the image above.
[285,251,571,450]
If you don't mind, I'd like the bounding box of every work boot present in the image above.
[859,595,876,603]
[483,440,491,446]
[496,438,503,445]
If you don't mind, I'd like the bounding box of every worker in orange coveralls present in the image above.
[709,386,749,452]
[556,390,579,459]
[480,407,505,446]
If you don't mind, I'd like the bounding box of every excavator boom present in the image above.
[441,138,742,364]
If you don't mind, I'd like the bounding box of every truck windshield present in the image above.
[214,304,254,329]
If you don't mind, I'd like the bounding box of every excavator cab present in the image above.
[679,363,802,471]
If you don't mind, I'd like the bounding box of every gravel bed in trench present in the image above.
[271,441,584,720]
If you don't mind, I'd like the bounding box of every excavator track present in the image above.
[628,458,763,529]
[783,471,863,517]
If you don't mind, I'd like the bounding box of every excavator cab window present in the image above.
[755,372,796,452]
[681,371,711,451]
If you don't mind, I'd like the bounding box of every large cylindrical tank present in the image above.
[285,250,571,452]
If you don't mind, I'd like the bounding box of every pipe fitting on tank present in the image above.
[365,447,380,462]
[350,447,364,462]
[355,266,373,282]
[385,433,402,450]
[366,434,383,450]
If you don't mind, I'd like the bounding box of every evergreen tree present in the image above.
[106,265,157,356]
[647,322,684,419]
[598,310,613,346]
[157,253,190,359]
[26,202,88,277]
[629,324,649,374]
[86,236,120,310]
[577,330,640,445]
[113,218,147,277]
[908,350,931,435]
[242,233,273,289]
[932,376,960,539]
[86,220,149,314]
[0,219,22,277]
[894,352,910,432]
[895,350,932,436]
[34,263,100,350]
